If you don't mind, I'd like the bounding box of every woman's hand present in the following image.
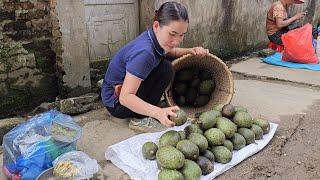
[189,47,209,57]
[294,12,307,20]
[154,106,180,127]
[114,84,122,98]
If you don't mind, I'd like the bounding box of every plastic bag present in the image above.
[282,23,318,64]
[2,110,82,180]
[52,151,99,180]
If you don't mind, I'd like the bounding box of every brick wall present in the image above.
[0,0,60,118]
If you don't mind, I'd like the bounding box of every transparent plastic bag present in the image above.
[2,110,82,180]
[52,151,99,180]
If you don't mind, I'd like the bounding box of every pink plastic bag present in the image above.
[282,23,318,64]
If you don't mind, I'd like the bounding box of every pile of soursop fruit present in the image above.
[172,67,215,107]
[141,104,270,180]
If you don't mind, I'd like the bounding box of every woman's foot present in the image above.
[128,117,167,133]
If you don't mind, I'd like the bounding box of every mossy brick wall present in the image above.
[0,0,59,118]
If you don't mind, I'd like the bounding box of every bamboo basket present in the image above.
[164,53,234,117]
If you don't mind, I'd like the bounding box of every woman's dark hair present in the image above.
[154,1,189,26]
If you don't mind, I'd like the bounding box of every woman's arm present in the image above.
[167,47,209,58]
[275,12,306,28]
[119,72,178,127]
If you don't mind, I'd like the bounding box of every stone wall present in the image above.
[139,0,320,59]
[0,0,58,118]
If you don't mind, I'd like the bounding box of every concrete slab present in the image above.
[230,57,320,87]
[231,80,320,122]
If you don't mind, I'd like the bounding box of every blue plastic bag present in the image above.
[2,110,82,180]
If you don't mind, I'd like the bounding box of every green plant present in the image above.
[0,47,10,59]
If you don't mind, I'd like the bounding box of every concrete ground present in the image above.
[1,56,320,179]
[230,57,320,87]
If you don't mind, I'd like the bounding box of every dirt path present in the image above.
[1,101,319,180]
[1,93,319,180]
[75,98,320,180]
[217,100,320,180]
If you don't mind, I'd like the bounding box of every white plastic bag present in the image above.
[53,151,99,180]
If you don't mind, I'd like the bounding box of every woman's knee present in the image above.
[106,104,134,119]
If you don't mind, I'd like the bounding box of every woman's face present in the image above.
[286,0,295,5]
[153,20,188,53]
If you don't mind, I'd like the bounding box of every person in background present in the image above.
[101,1,209,132]
[266,0,307,45]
